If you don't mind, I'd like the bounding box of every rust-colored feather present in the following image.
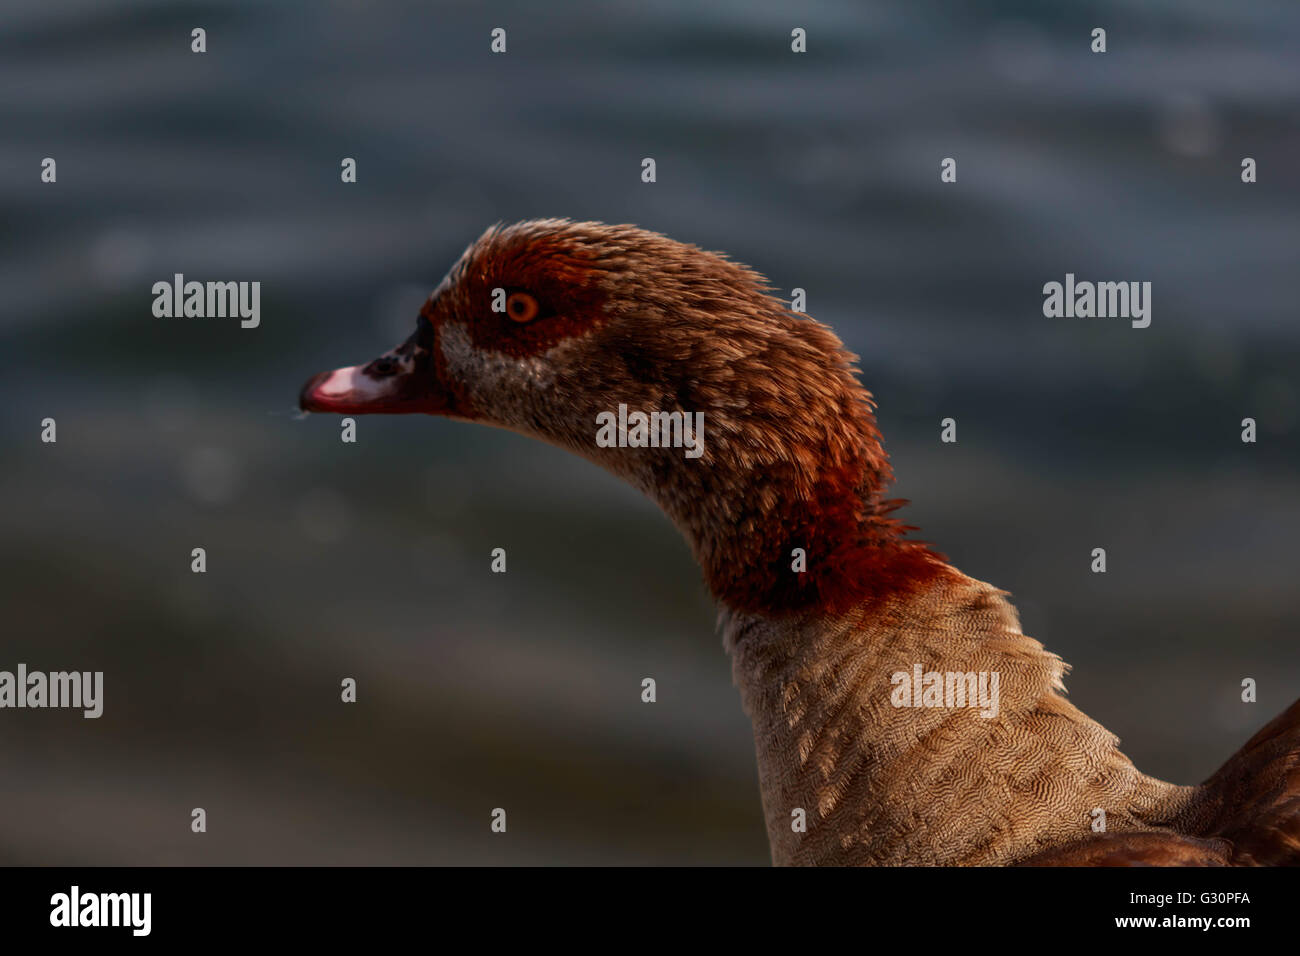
[301,220,1299,867]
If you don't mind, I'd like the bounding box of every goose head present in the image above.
[300,219,941,616]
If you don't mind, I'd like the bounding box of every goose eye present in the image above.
[506,291,540,323]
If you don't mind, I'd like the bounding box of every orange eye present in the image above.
[506,291,540,323]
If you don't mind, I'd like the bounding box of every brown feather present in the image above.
[301,219,1300,866]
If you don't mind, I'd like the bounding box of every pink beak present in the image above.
[299,329,451,416]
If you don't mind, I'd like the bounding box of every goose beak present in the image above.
[299,331,449,415]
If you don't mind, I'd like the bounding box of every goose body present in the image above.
[300,219,1299,866]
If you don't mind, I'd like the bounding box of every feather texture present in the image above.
[301,220,1300,866]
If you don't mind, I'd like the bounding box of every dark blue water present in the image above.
[1,0,1297,863]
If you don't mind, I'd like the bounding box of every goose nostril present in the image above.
[368,357,398,377]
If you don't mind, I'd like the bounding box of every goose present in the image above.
[300,219,1300,866]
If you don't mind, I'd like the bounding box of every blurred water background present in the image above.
[1,0,1298,864]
